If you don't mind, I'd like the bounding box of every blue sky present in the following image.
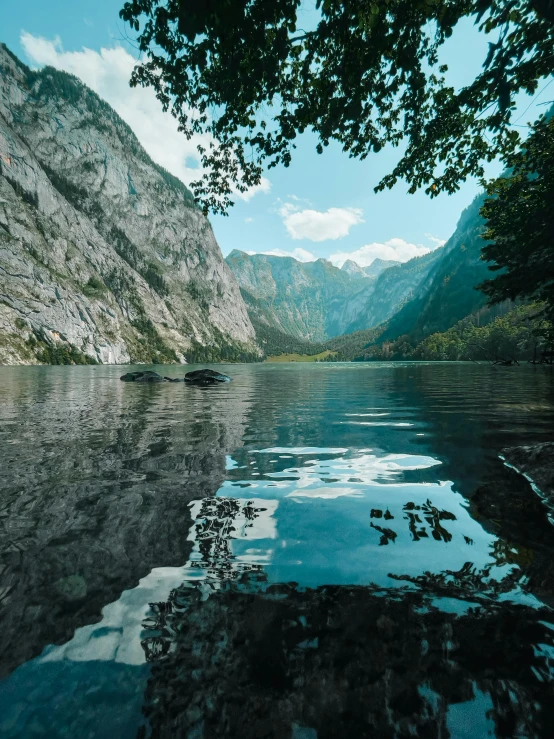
[2,1,550,266]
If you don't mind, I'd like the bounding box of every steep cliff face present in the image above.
[227,248,443,342]
[226,249,376,341]
[381,195,490,343]
[0,44,258,365]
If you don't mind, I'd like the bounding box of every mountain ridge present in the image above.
[227,247,444,343]
[0,43,259,365]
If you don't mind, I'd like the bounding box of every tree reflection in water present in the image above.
[140,575,554,739]
[138,492,554,739]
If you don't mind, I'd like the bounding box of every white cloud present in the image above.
[20,33,270,202]
[246,248,316,262]
[277,201,364,242]
[329,238,432,268]
[425,233,447,247]
[244,217,254,223]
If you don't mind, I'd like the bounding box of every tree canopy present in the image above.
[479,113,554,321]
[120,0,554,213]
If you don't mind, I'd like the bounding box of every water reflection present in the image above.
[140,576,554,739]
[0,363,553,737]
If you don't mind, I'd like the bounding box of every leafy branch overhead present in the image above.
[120,0,554,213]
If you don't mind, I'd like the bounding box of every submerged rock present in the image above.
[120,369,231,384]
[184,369,232,385]
[54,575,87,601]
[502,442,554,502]
[140,575,554,739]
[120,371,167,383]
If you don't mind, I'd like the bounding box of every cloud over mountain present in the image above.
[20,32,270,201]
[329,237,442,268]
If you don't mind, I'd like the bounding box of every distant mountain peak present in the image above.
[341,259,366,278]
[363,258,401,279]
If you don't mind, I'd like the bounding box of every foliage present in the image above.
[120,0,554,214]
[250,312,384,362]
[479,115,554,323]
[367,303,552,361]
[186,279,212,310]
[324,326,386,361]
[144,262,169,296]
[82,276,106,297]
[108,226,169,296]
[185,327,262,363]
[130,316,178,363]
[250,315,326,357]
[41,162,88,208]
[31,336,99,365]
[1,170,39,209]
[266,350,338,362]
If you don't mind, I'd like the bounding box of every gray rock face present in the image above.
[226,250,376,341]
[362,257,401,279]
[340,259,367,279]
[227,249,443,341]
[0,44,258,365]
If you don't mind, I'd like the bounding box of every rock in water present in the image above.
[120,371,167,383]
[502,442,554,502]
[184,369,232,385]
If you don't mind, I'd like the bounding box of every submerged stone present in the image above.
[120,371,183,383]
[502,442,554,502]
[184,369,232,385]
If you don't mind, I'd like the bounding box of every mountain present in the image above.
[225,250,378,341]
[362,258,400,278]
[340,257,400,279]
[0,44,258,365]
[343,249,444,334]
[226,248,444,342]
[228,190,505,361]
[340,259,366,278]
[377,194,491,345]
[319,194,510,361]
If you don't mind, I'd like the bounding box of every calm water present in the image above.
[0,362,553,737]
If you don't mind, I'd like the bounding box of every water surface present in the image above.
[1,362,553,737]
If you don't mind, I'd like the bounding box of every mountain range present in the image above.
[226,247,444,344]
[0,42,513,365]
[226,194,500,360]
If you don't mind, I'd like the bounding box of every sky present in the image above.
[2,1,550,267]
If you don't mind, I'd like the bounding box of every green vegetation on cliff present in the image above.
[362,304,552,363]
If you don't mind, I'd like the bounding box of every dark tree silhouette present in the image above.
[479,115,554,333]
[120,0,554,213]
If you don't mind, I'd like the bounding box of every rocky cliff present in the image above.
[227,248,442,342]
[380,194,491,344]
[0,44,258,365]
[226,250,376,341]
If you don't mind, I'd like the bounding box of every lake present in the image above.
[1,362,553,738]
